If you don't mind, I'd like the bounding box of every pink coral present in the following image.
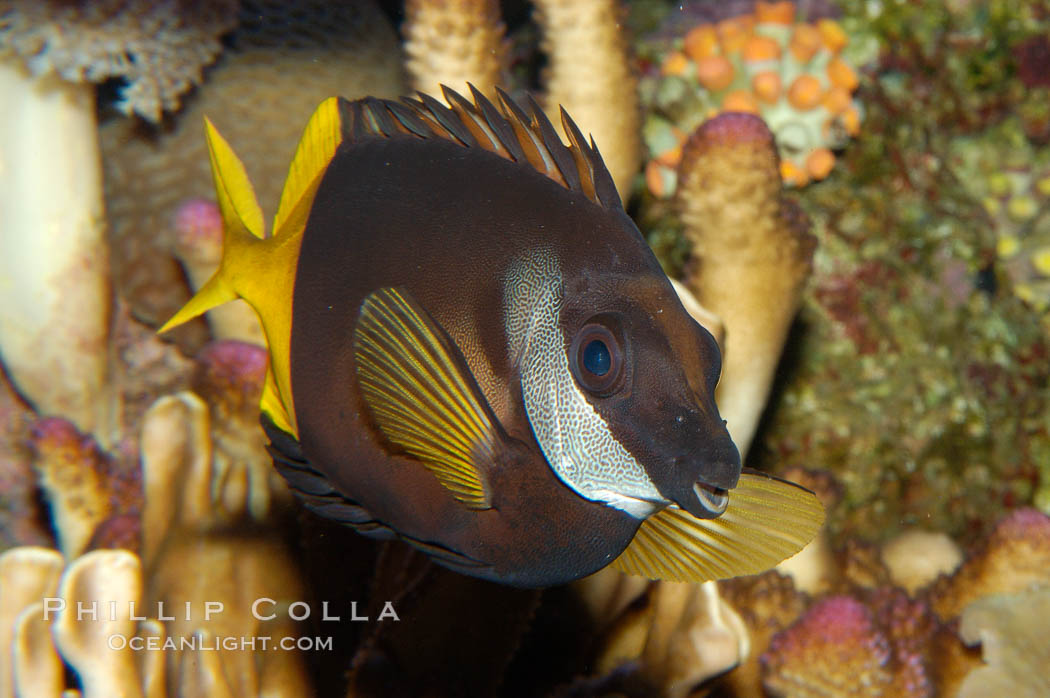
[190,340,268,418]
[29,417,142,557]
[173,198,223,255]
[762,591,940,697]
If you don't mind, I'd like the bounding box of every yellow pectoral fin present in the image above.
[352,287,497,509]
[613,470,825,583]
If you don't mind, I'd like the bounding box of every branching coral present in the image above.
[584,579,748,697]
[533,0,642,201]
[140,391,307,696]
[1,386,310,696]
[29,418,137,559]
[0,546,63,697]
[880,529,962,596]
[400,0,641,202]
[403,0,506,98]
[676,112,816,457]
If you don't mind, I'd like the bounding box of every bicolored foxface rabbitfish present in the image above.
[161,86,824,587]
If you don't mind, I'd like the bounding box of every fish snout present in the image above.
[668,439,742,519]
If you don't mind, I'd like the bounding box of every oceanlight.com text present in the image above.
[107,634,334,652]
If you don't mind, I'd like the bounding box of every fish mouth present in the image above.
[692,481,729,516]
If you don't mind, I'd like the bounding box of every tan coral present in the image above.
[0,0,238,121]
[403,0,506,98]
[761,590,941,697]
[676,112,816,458]
[0,387,311,696]
[717,571,808,697]
[51,550,146,697]
[0,546,64,698]
[12,602,65,698]
[594,580,748,697]
[139,391,308,696]
[881,529,963,595]
[533,0,642,202]
[3,549,166,698]
[0,57,117,445]
[929,508,1050,621]
[956,586,1050,698]
[188,341,289,522]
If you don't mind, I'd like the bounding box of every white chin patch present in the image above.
[592,490,660,519]
[505,251,667,515]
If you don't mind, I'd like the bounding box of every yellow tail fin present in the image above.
[159,98,345,438]
[157,116,267,334]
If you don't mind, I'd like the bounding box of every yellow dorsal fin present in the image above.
[273,97,342,238]
[352,287,498,509]
[159,100,347,439]
[612,470,825,583]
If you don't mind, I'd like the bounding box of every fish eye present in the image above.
[570,322,624,395]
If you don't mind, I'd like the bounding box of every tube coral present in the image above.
[675,112,816,458]
[0,57,116,444]
[533,0,642,202]
[403,0,506,98]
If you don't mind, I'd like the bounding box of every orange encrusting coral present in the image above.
[642,8,863,193]
[697,55,735,91]
[787,74,824,110]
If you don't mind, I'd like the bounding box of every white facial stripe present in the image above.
[504,250,665,517]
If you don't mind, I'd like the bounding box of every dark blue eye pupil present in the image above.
[582,339,611,376]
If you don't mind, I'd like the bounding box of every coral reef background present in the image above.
[2,0,1050,696]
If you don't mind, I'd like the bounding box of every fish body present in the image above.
[162,87,823,588]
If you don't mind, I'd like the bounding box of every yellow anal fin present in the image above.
[612,469,825,583]
[352,287,499,509]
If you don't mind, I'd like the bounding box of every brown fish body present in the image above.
[289,135,665,586]
[164,88,825,589]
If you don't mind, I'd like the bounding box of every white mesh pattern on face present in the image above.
[504,250,664,518]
